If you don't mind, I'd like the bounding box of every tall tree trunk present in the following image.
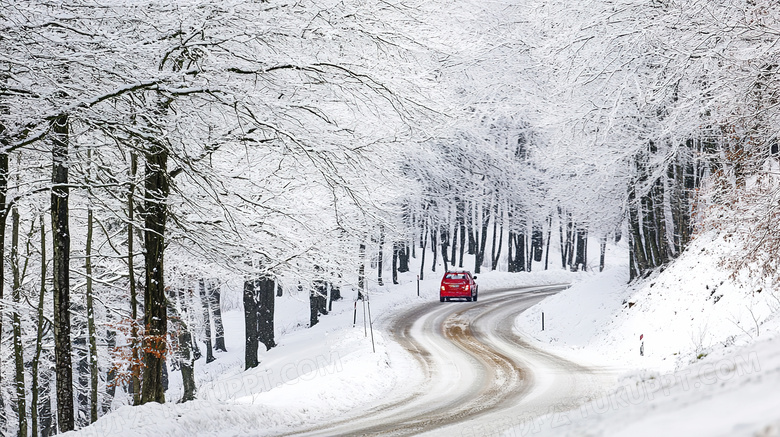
[507,230,515,272]
[544,215,552,270]
[210,281,227,352]
[377,226,385,286]
[177,325,196,403]
[358,242,366,300]
[243,275,260,370]
[450,218,458,267]
[127,152,141,405]
[515,232,526,272]
[430,226,437,272]
[397,241,409,273]
[467,201,476,255]
[51,113,75,431]
[599,236,607,272]
[392,242,399,285]
[440,225,450,272]
[174,288,197,403]
[310,280,326,328]
[38,348,54,437]
[85,194,99,423]
[76,310,88,426]
[419,227,428,281]
[475,204,490,274]
[12,205,28,436]
[257,277,276,350]
[141,140,170,405]
[103,312,117,415]
[558,208,567,269]
[0,147,6,430]
[628,182,648,280]
[198,279,215,363]
[32,215,47,437]
[458,207,466,268]
[491,202,503,271]
[532,223,544,262]
[574,228,588,271]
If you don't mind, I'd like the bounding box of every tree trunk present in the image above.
[171,288,196,403]
[574,228,588,271]
[127,152,141,405]
[450,218,458,267]
[358,242,366,300]
[467,201,476,255]
[565,216,574,269]
[198,279,215,363]
[397,241,409,272]
[51,113,75,431]
[491,202,503,271]
[32,215,47,437]
[544,216,552,270]
[599,236,607,272]
[419,227,428,281]
[558,208,566,269]
[458,207,466,268]
[103,312,117,415]
[257,277,276,350]
[243,275,260,370]
[392,242,399,285]
[12,205,28,436]
[377,225,385,286]
[178,327,196,403]
[532,223,543,262]
[441,225,450,272]
[310,280,326,327]
[430,226,437,272]
[76,310,88,426]
[86,202,99,423]
[475,204,490,274]
[515,232,525,272]
[38,347,55,437]
[210,281,227,352]
[141,140,170,405]
[507,230,514,272]
[0,147,6,429]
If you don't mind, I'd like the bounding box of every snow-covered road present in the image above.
[284,285,616,436]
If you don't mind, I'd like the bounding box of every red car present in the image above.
[440,271,478,302]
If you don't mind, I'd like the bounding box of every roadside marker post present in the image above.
[640,334,644,356]
[542,312,545,331]
[417,275,420,297]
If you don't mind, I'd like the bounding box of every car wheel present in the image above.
[473,292,478,302]
[440,297,445,302]
[466,296,472,302]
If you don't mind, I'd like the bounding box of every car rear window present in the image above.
[444,273,467,280]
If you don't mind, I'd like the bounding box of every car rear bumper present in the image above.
[440,290,472,297]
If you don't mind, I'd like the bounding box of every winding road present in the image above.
[284,285,615,437]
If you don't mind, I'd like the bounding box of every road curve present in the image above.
[283,285,614,437]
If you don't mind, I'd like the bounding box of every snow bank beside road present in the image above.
[516,231,780,371]
[511,231,780,436]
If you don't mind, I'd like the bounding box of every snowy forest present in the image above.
[1,0,779,436]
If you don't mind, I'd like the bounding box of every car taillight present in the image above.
[465,284,470,291]
[441,286,445,291]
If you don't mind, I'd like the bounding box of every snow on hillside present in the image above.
[513,231,780,436]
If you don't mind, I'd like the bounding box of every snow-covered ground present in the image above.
[67,233,780,437]
[66,259,581,437]
[512,231,780,436]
